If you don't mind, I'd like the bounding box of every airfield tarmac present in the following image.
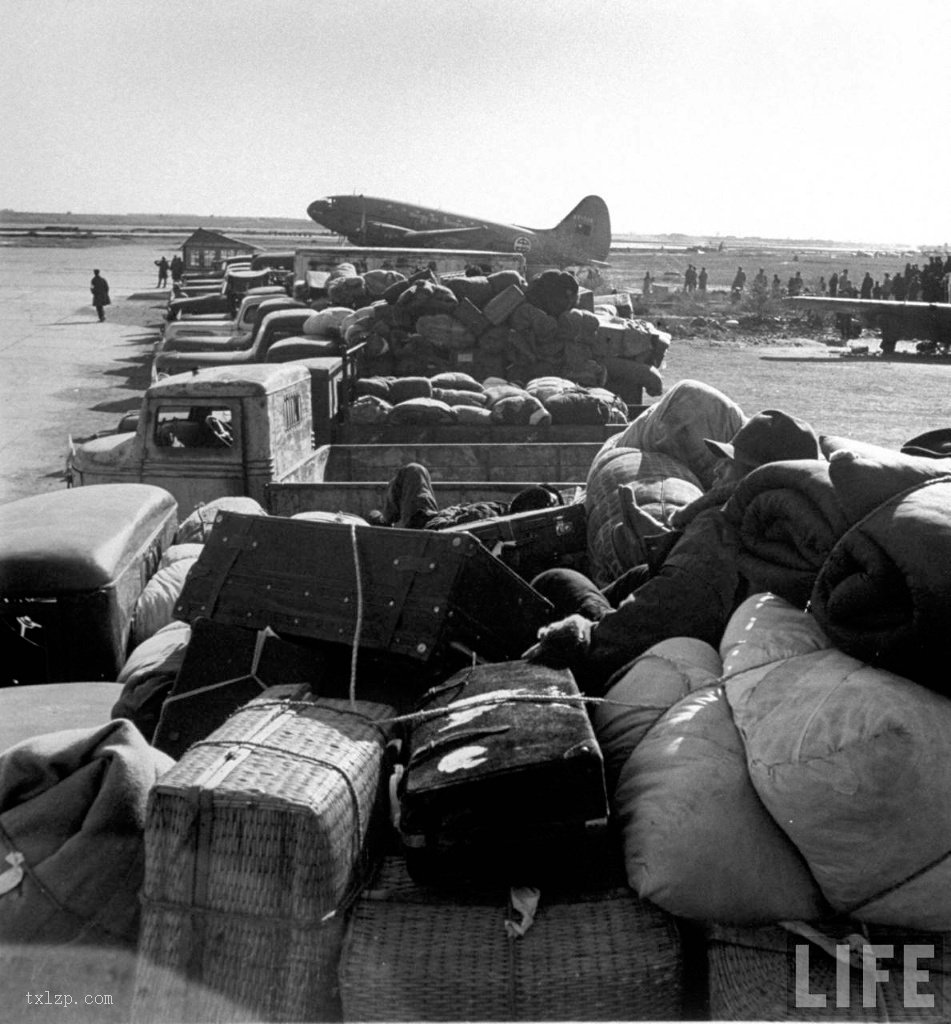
[0,241,160,503]
[1,239,950,507]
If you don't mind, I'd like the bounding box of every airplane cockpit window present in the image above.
[154,406,234,449]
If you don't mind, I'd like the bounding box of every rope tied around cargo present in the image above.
[349,523,364,710]
[187,737,365,867]
[374,691,672,729]
[163,626,276,705]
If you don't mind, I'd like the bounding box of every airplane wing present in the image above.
[785,296,951,319]
[391,225,499,246]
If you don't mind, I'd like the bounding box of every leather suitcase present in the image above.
[482,284,525,326]
[399,661,608,886]
[453,296,491,337]
[151,617,325,759]
[439,501,588,581]
[175,513,553,673]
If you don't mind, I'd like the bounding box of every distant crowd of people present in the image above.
[718,255,951,304]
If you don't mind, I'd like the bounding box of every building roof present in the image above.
[181,227,261,251]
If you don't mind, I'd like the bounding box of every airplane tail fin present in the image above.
[547,195,612,264]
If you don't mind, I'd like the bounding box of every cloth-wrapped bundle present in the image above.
[616,684,830,924]
[585,445,702,586]
[112,620,192,741]
[395,280,459,319]
[363,268,406,297]
[443,274,493,308]
[0,721,174,947]
[387,376,433,404]
[327,275,369,308]
[525,269,579,317]
[489,392,551,426]
[431,387,487,408]
[811,472,951,693]
[348,394,392,424]
[453,405,493,426]
[610,379,745,489]
[544,389,613,425]
[725,617,951,930]
[430,371,484,393]
[302,306,354,337]
[130,556,197,648]
[722,459,849,609]
[388,397,457,425]
[415,313,475,351]
[354,375,394,401]
[593,636,721,788]
[175,496,266,545]
[486,269,526,295]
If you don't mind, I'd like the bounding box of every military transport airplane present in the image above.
[306,194,612,267]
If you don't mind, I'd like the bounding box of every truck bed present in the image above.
[268,441,600,517]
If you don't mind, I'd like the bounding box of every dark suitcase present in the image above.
[439,501,587,581]
[399,661,609,886]
[151,617,325,759]
[175,513,553,674]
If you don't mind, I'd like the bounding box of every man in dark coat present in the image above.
[154,257,169,287]
[525,408,821,693]
[90,270,110,322]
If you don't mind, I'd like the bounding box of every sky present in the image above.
[2,0,949,246]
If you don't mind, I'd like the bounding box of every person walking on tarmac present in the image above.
[155,256,170,288]
[90,269,111,322]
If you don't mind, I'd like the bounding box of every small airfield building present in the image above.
[180,228,259,274]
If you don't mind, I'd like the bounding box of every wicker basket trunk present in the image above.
[338,856,684,1021]
[133,685,395,1023]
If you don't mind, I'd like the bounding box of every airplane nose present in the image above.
[307,198,331,222]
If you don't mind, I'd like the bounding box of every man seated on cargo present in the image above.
[524,408,821,694]
[371,462,564,531]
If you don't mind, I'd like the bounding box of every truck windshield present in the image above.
[154,406,234,449]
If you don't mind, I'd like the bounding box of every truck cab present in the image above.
[153,308,318,380]
[159,294,306,352]
[68,364,319,515]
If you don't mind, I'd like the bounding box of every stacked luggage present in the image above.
[123,509,687,1021]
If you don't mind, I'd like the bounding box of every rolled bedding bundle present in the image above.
[593,636,721,788]
[810,474,951,693]
[724,635,951,930]
[348,394,392,424]
[112,619,192,742]
[302,306,354,337]
[429,371,484,393]
[363,268,406,297]
[130,556,198,648]
[388,397,457,426]
[175,496,267,545]
[611,379,746,489]
[615,683,830,924]
[585,444,702,586]
[722,459,850,609]
[327,275,368,308]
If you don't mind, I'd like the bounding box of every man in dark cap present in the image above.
[525,405,822,693]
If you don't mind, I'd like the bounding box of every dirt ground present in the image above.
[0,238,948,506]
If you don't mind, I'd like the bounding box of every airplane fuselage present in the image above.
[306,194,611,267]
